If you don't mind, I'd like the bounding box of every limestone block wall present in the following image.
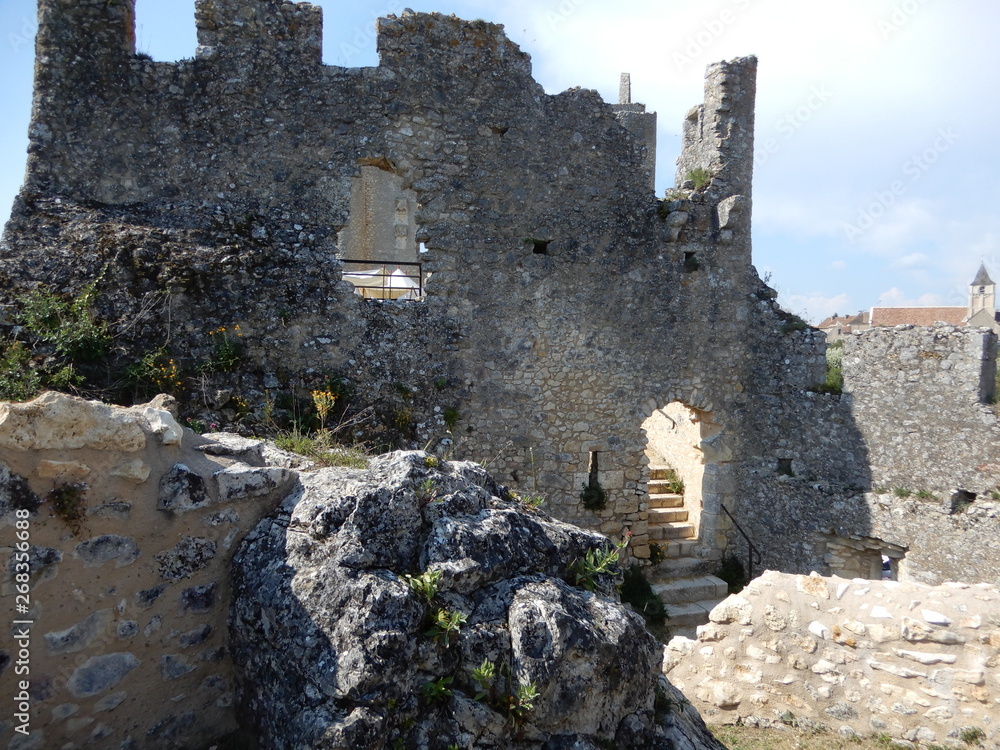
[664,571,1000,748]
[843,324,1000,495]
[0,393,302,749]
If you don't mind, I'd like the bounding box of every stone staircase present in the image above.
[646,466,729,638]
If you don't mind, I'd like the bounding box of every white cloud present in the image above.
[827,260,848,271]
[781,292,852,324]
[874,287,948,308]
[889,253,929,270]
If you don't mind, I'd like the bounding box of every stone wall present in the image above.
[0,393,304,749]
[730,324,1000,588]
[2,0,829,568]
[843,324,1000,494]
[664,570,1000,748]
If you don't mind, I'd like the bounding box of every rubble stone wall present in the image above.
[0,393,305,749]
[664,571,1000,748]
[843,324,1000,495]
[1,0,835,563]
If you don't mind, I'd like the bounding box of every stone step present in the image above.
[647,480,683,495]
[652,575,729,605]
[648,493,684,509]
[650,555,711,579]
[647,507,688,524]
[649,540,698,558]
[663,598,727,632]
[648,465,676,480]
[648,522,695,541]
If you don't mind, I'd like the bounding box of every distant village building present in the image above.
[818,263,1000,340]
[816,311,870,342]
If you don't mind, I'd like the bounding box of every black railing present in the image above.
[341,260,423,300]
[720,503,762,581]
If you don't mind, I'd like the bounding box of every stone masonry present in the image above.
[664,570,1000,748]
[0,392,307,749]
[0,0,815,572]
[3,0,1000,621]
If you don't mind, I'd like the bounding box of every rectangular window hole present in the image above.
[776,458,794,477]
[683,252,699,272]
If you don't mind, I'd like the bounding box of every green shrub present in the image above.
[685,167,712,190]
[715,554,748,594]
[17,280,109,362]
[619,565,667,627]
[580,480,607,512]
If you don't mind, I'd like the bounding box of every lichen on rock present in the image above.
[230,451,725,749]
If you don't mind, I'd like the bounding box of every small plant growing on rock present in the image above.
[654,684,689,721]
[960,727,986,746]
[442,407,460,431]
[203,325,243,372]
[916,489,936,500]
[569,534,629,592]
[426,609,467,647]
[47,482,88,536]
[415,477,438,504]
[420,676,453,703]
[512,491,545,511]
[892,487,912,498]
[619,565,667,628]
[649,542,666,565]
[471,659,539,726]
[424,455,441,469]
[685,167,712,191]
[659,468,684,495]
[405,569,441,604]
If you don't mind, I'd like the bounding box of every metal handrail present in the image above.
[720,503,761,581]
[341,260,423,299]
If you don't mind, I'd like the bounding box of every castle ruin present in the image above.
[2,4,1000,744]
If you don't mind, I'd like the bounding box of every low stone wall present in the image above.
[664,571,1000,748]
[0,393,302,749]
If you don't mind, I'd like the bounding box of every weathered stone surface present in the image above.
[35,460,91,482]
[66,653,140,698]
[231,451,724,749]
[0,392,147,452]
[0,464,41,523]
[665,571,1000,746]
[155,536,217,582]
[73,535,140,568]
[160,654,197,680]
[213,465,293,504]
[158,464,210,512]
[109,459,151,484]
[179,583,217,614]
[44,610,114,655]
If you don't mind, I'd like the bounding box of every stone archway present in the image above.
[641,401,733,564]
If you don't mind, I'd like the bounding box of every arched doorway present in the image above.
[641,401,731,564]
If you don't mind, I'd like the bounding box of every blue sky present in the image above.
[1,0,998,322]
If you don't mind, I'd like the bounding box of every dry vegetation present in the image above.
[710,724,962,750]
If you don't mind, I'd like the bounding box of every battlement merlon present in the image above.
[35,0,138,75]
[675,55,757,202]
[612,72,657,194]
[195,0,323,64]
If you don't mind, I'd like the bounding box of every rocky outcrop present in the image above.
[230,451,725,749]
[664,571,1000,748]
